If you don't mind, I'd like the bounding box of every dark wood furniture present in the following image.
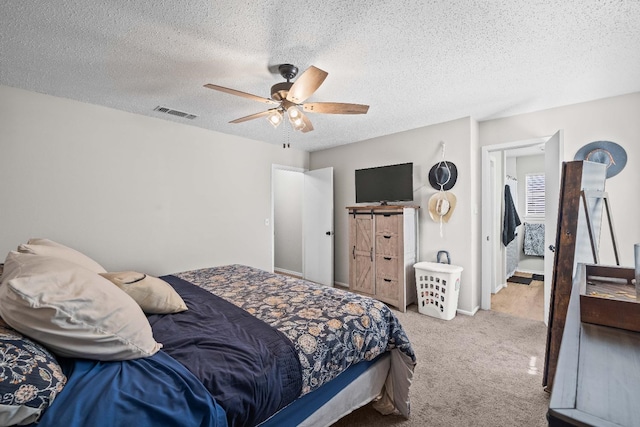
[548,263,640,426]
[543,161,607,390]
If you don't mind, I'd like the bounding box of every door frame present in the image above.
[271,164,305,275]
[480,136,551,313]
[271,164,334,286]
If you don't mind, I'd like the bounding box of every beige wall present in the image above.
[310,117,482,314]
[273,169,303,275]
[0,85,309,275]
[480,92,640,267]
[311,92,639,315]
[2,84,637,315]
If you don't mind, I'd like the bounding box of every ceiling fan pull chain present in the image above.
[282,117,291,148]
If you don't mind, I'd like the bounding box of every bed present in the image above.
[0,239,415,427]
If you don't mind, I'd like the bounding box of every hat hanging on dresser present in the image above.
[428,142,457,237]
[574,140,627,178]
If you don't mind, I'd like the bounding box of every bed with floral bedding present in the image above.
[0,239,415,427]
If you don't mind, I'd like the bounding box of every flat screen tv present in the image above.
[355,162,413,204]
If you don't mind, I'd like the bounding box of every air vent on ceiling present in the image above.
[153,106,197,120]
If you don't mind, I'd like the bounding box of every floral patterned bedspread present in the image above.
[175,264,416,396]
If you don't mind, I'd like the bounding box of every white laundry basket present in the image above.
[414,262,463,320]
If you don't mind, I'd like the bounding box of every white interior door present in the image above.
[543,130,563,325]
[303,167,334,286]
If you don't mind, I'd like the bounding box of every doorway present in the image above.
[481,132,564,325]
[271,165,335,286]
[272,166,305,278]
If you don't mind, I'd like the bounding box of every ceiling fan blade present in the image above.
[302,102,369,115]
[300,112,314,133]
[204,84,278,105]
[286,66,328,104]
[229,110,274,124]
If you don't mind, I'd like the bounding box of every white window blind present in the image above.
[525,173,545,217]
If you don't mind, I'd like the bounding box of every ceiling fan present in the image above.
[204,64,369,133]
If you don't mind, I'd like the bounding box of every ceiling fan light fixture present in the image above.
[287,106,301,120]
[204,63,369,135]
[267,110,283,128]
[291,117,306,131]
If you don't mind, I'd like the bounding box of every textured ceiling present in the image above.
[2,1,639,152]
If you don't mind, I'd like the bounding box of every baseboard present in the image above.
[493,282,507,294]
[274,268,302,278]
[334,281,349,289]
[457,305,480,316]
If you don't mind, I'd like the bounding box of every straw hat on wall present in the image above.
[428,191,457,223]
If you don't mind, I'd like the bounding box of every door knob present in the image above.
[325,231,332,236]
[548,245,555,252]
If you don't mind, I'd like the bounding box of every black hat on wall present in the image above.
[428,161,458,191]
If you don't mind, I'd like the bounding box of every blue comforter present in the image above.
[30,351,227,427]
[147,276,302,427]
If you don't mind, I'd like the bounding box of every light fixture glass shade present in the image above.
[287,106,301,120]
[291,117,306,131]
[287,107,306,131]
[267,110,283,128]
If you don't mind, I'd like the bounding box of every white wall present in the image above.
[310,117,482,315]
[311,92,639,316]
[3,85,637,315]
[273,169,303,275]
[480,92,640,267]
[0,85,309,275]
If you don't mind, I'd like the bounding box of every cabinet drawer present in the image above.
[376,234,399,256]
[376,214,399,235]
[376,255,398,278]
[376,277,399,301]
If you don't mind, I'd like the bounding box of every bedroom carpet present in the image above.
[331,307,549,427]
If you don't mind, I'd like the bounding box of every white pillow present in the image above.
[0,251,162,361]
[18,238,107,273]
[100,271,188,314]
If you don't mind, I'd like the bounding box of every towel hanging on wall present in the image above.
[502,185,521,246]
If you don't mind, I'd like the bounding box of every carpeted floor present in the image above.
[332,306,549,427]
[493,272,545,321]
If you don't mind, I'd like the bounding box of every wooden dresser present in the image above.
[347,205,419,312]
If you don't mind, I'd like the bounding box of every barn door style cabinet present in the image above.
[347,205,419,312]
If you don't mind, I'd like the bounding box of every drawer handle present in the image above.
[370,248,373,261]
[352,246,356,260]
[384,257,392,261]
[383,235,391,239]
[383,278,392,282]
